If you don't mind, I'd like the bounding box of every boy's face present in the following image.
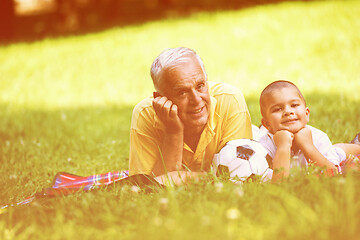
[261,87,310,134]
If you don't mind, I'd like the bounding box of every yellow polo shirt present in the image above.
[129,82,252,176]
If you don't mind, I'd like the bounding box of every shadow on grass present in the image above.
[0,104,134,145]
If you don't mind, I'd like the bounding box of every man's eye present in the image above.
[197,83,205,91]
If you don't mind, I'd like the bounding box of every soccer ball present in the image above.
[213,139,273,183]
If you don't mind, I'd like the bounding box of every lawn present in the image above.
[1,0,360,239]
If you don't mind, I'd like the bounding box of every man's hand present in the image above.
[155,171,207,186]
[153,93,184,134]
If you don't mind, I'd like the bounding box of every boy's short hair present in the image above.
[259,80,306,116]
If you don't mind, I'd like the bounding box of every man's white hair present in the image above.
[150,47,207,91]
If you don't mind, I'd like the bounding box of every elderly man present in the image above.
[129,47,252,177]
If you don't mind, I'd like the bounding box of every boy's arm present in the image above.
[272,130,294,182]
[294,127,335,169]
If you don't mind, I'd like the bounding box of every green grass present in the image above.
[1,0,360,239]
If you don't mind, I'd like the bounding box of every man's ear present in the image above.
[153,92,161,98]
[261,118,272,133]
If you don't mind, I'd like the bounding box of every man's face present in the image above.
[261,87,310,134]
[158,56,211,133]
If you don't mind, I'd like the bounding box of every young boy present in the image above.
[258,80,360,181]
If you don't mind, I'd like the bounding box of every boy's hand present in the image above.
[294,127,335,169]
[272,130,293,182]
[273,130,294,150]
[293,127,313,151]
[153,93,184,134]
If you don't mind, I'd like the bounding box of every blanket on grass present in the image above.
[1,171,162,210]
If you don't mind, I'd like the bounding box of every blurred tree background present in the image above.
[0,0,304,43]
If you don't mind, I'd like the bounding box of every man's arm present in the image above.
[152,130,183,176]
[155,171,207,186]
[152,95,184,176]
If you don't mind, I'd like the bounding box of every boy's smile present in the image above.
[261,87,310,134]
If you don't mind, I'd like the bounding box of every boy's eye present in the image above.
[272,108,281,113]
[291,103,300,107]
